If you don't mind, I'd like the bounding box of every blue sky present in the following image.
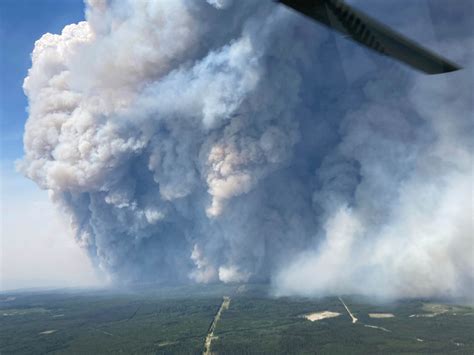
[1,0,84,162]
[1,0,100,290]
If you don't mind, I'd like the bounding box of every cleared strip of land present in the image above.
[368,313,395,319]
[203,296,231,355]
[364,324,391,333]
[303,311,341,322]
[39,330,57,335]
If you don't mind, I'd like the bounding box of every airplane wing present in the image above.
[279,0,461,74]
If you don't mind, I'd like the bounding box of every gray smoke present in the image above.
[20,0,473,299]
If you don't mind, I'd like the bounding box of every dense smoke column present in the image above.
[21,0,473,298]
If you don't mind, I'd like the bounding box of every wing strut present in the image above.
[279,0,462,74]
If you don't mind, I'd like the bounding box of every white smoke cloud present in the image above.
[20,0,473,298]
[219,265,250,283]
[276,169,473,299]
[207,0,233,10]
[275,0,474,299]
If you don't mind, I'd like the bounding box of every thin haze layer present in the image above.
[20,0,473,299]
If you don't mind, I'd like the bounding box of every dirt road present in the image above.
[339,297,358,324]
[203,296,231,355]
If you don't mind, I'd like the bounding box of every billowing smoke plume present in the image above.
[20,0,473,299]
